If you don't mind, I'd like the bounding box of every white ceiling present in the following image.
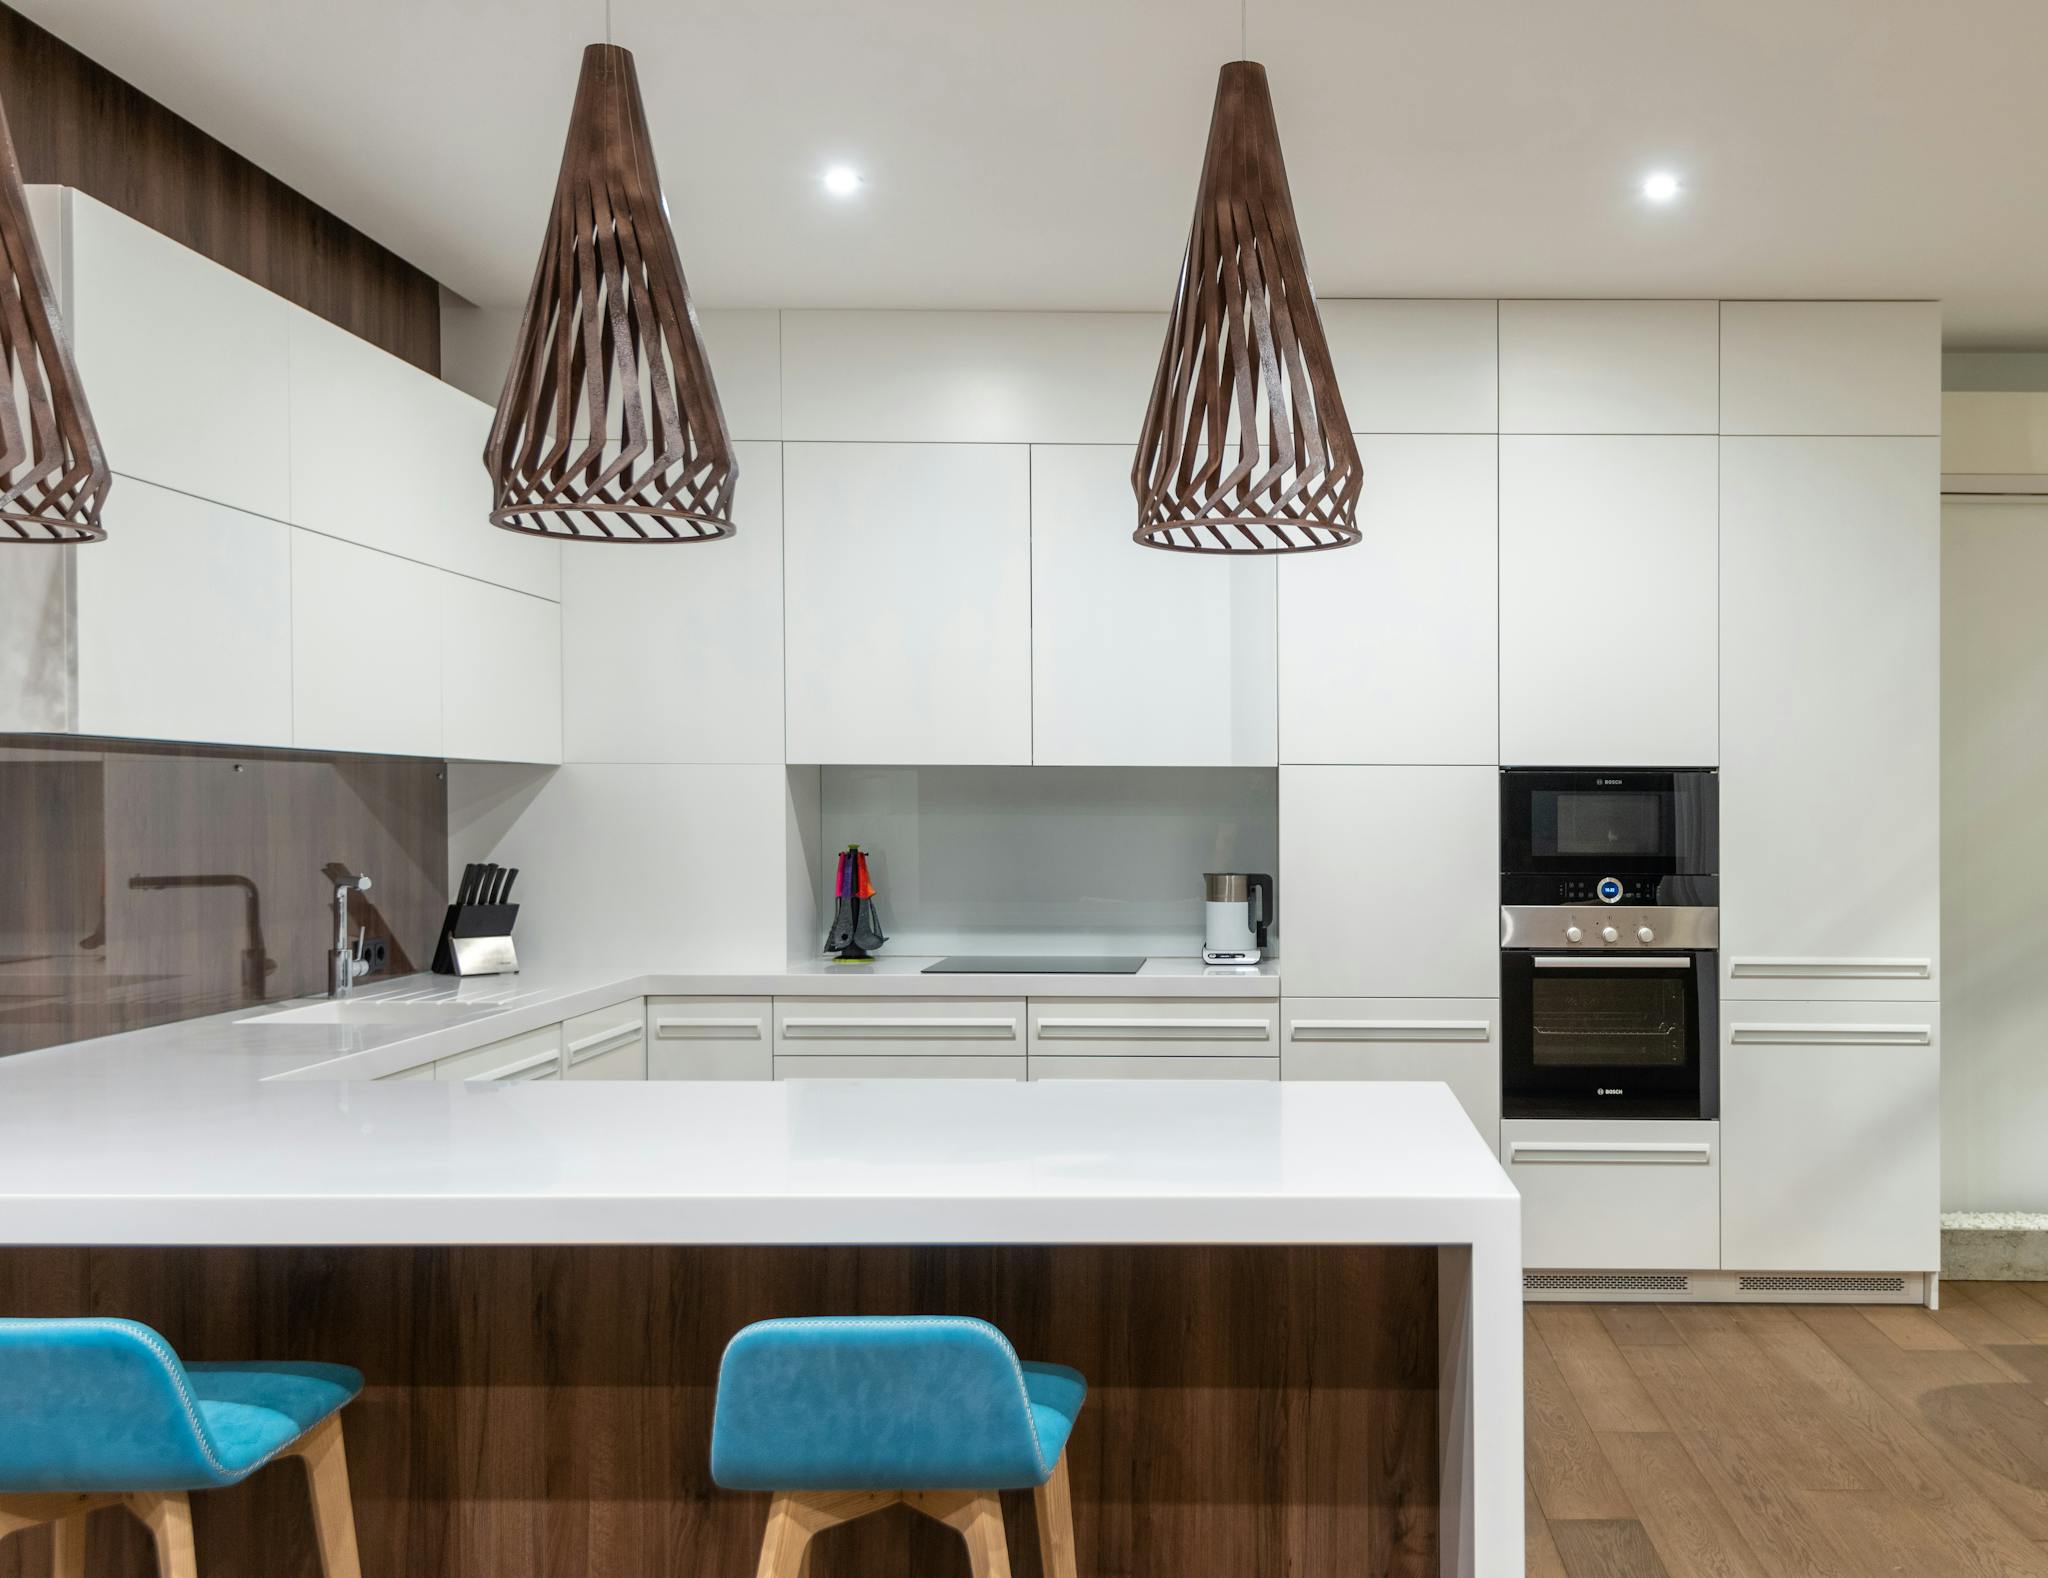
[19,0,2048,345]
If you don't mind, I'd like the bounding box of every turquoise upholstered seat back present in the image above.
[710,1316,1084,1492]
[0,1318,362,1494]
[0,1318,233,1493]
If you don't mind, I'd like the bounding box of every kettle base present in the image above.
[1202,949,1262,966]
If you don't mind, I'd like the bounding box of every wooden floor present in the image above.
[1526,1282,2048,1577]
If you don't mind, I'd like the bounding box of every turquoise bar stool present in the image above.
[712,1316,1084,1578]
[0,1318,365,1578]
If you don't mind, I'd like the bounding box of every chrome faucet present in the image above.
[329,872,373,998]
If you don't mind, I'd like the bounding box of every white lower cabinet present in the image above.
[1720,1002,1939,1272]
[1025,998,1278,1061]
[561,1000,647,1082]
[1282,998,1500,1155]
[1029,1056,1275,1080]
[433,1024,565,1083]
[1502,1119,1720,1270]
[776,1054,1025,1080]
[772,998,1026,1059]
[647,997,773,1080]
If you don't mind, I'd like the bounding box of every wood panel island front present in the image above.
[0,1001,1521,1578]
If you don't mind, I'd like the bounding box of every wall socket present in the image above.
[360,937,390,975]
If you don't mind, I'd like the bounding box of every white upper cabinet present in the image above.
[1720,438,1940,998]
[1499,436,1718,766]
[58,190,292,520]
[1499,437,1720,769]
[783,443,1031,764]
[74,479,293,748]
[1720,303,1940,436]
[1031,445,1274,766]
[442,577,562,764]
[1279,434,1496,765]
[1279,765,1499,998]
[563,440,783,764]
[287,310,560,600]
[779,311,1164,443]
[1499,301,1718,434]
[1318,300,1498,433]
[291,531,442,758]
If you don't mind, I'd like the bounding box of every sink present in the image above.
[238,989,506,1027]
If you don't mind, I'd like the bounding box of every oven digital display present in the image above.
[1534,790,1664,858]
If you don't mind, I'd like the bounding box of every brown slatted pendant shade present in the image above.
[1133,61,1360,554]
[0,90,110,544]
[486,43,736,543]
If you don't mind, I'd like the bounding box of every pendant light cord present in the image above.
[1239,0,1247,60]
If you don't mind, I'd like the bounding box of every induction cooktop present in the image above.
[922,956,1147,974]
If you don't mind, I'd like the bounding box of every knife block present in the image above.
[431,902,521,976]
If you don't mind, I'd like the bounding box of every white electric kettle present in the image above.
[1203,872,1274,965]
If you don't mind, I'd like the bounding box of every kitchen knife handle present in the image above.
[498,869,517,905]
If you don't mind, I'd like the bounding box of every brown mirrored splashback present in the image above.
[0,736,447,1056]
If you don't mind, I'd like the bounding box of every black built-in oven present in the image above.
[1501,768,1719,1120]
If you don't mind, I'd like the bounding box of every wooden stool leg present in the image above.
[1032,1456,1077,1578]
[122,1494,196,1578]
[292,1415,365,1578]
[907,1490,1012,1578]
[757,1491,898,1578]
[757,1494,816,1578]
[50,1512,89,1578]
[953,1493,1013,1578]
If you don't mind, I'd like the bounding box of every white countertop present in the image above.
[0,958,1521,1250]
[2,958,1281,1085]
[0,1071,1509,1247]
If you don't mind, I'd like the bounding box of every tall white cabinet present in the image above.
[1715,302,1941,1278]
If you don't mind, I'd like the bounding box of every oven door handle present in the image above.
[1530,955,1694,969]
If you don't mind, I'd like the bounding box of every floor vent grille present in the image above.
[1525,1272,1689,1293]
[1738,1274,1906,1294]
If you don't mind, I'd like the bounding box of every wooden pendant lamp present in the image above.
[1132,61,1360,553]
[0,90,110,544]
[486,43,736,543]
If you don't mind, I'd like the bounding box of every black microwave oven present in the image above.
[1500,768,1717,905]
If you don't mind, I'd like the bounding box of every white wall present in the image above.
[1942,501,2048,1211]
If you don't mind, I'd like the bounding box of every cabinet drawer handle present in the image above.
[567,1022,641,1063]
[1729,957,1932,980]
[1036,1017,1272,1042]
[1509,1141,1712,1166]
[1288,1019,1490,1042]
[781,1017,1019,1041]
[655,1017,765,1040]
[466,1047,560,1082]
[1730,1023,1932,1047]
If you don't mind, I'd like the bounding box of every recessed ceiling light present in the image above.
[822,165,863,198]
[1641,170,1683,205]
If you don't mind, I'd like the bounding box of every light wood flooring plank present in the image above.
[1595,1430,1772,1578]
[1528,1472,1571,1578]
[1527,1311,1637,1522]
[1595,1303,1687,1349]
[1532,1305,1670,1434]
[1549,1519,1674,1578]
[1861,1303,1969,1351]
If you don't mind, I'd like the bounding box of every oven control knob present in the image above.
[1600,926,1620,944]
[1564,925,1583,943]
[1638,926,1656,944]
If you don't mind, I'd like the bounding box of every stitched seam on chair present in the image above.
[0,1319,231,1479]
[725,1316,1051,1473]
